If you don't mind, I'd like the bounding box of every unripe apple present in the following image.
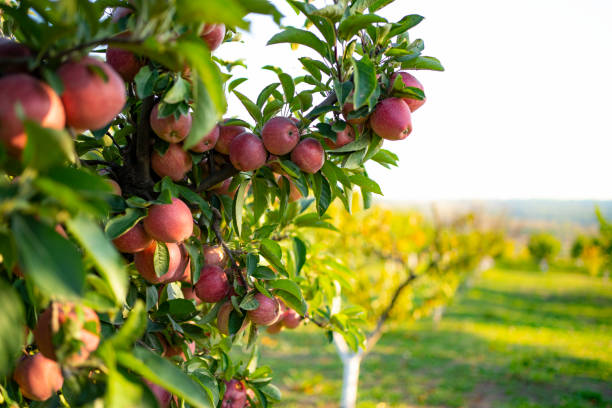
[325,123,355,149]
[151,143,193,182]
[229,132,267,171]
[112,223,153,253]
[390,71,426,112]
[143,379,172,408]
[290,138,325,174]
[216,124,245,154]
[33,303,101,365]
[282,309,301,329]
[202,244,227,267]
[106,34,143,81]
[342,102,367,125]
[13,353,63,401]
[261,117,300,155]
[134,241,183,284]
[0,38,32,74]
[266,320,284,334]
[57,57,126,131]
[217,302,247,336]
[247,293,281,326]
[0,74,66,155]
[370,98,413,141]
[222,379,247,408]
[143,197,193,243]
[150,103,192,143]
[190,124,219,153]
[195,265,230,303]
[201,24,226,51]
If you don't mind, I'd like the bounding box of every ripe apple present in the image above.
[112,223,153,253]
[143,379,172,408]
[202,244,227,267]
[57,57,126,131]
[213,178,237,198]
[277,176,302,202]
[390,71,426,112]
[370,98,412,141]
[182,284,201,305]
[222,379,247,408]
[195,265,230,303]
[106,35,143,82]
[215,123,245,154]
[290,138,325,174]
[13,353,63,401]
[107,178,122,196]
[282,309,301,329]
[217,302,247,336]
[190,124,219,153]
[326,123,355,149]
[261,117,300,155]
[201,24,226,51]
[229,132,267,171]
[0,38,32,74]
[266,155,286,175]
[342,102,367,125]
[143,197,193,243]
[266,320,284,334]
[0,74,65,155]
[150,103,192,143]
[134,241,183,284]
[151,143,193,182]
[247,293,281,326]
[33,303,101,365]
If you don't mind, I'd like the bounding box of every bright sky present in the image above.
[218,0,612,201]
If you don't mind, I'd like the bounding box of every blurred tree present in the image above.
[527,232,561,270]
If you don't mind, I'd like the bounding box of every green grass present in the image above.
[258,268,612,407]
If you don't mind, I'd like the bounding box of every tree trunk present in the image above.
[338,349,362,408]
[432,305,445,328]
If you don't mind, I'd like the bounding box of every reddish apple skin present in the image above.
[266,155,286,175]
[0,74,66,155]
[202,24,226,51]
[33,303,101,365]
[390,71,426,112]
[213,178,237,198]
[282,309,301,329]
[111,7,132,22]
[107,178,122,195]
[326,124,355,149]
[247,293,281,326]
[134,241,183,284]
[144,379,172,408]
[217,302,247,336]
[277,176,302,202]
[203,245,227,267]
[112,223,153,253]
[182,285,201,305]
[190,124,219,153]
[216,124,245,154]
[0,38,32,74]
[370,98,413,141]
[150,103,192,143]
[342,102,367,125]
[290,138,325,174]
[151,143,193,182]
[266,320,284,334]
[106,44,142,82]
[261,117,300,155]
[58,57,126,130]
[229,132,267,171]
[222,379,247,408]
[143,197,193,243]
[195,265,230,303]
[13,353,64,401]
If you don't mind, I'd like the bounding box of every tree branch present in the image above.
[47,36,144,60]
[196,163,238,193]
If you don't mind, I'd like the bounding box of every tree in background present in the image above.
[0,0,444,406]
[527,232,561,271]
[571,209,612,278]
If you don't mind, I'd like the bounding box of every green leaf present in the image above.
[401,56,445,71]
[259,238,285,274]
[176,0,249,29]
[251,266,276,280]
[239,292,260,311]
[232,179,250,237]
[278,73,295,104]
[314,173,332,216]
[351,56,377,109]
[154,241,170,278]
[134,65,156,99]
[105,208,147,240]
[23,120,75,171]
[117,347,214,408]
[108,301,147,350]
[268,279,302,301]
[293,237,306,275]
[234,91,263,124]
[228,77,247,93]
[349,174,382,195]
[267,27,330,60]
[105,366,160,408]
[163,76,191,104]
[183,73,219,150]
[256,83,280,108]
[11,214,85,299]
[274,290,306,316]
[388,14,424,38]
[252,178,268,222]
[0,282,24,377]
[293,213,338,230]
[66,214,128,304]
[260,384,282,401]
[338,14,387,40]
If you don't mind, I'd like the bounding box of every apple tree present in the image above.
[0,0,443,406]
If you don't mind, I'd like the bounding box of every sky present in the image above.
[217,0,612,201]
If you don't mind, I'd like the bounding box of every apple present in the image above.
[201,24,226,51]
[57,56,126,131]
[222,379,247,408]
[370,98,412,141]
[266,320,284,334]
[277,176,302,202]
[290,138,324,174]
[182,284,201,305]
[247,293,281,326]
[13,353,63,401]
[134,241,183,284]
[202,244,227,267]
[106,35,142,82]
[213,178,237,198]
[195,265,230,303]
[282,309,301,329]
[143,197,193,243]
[326,123,355,149]
[217,302,247,336]
[390,71,426,112]
[342,101,367,125]
[150,103,192,143]
[0,74,65,155]
[112,222,153,253]
[261,117,300,155]
[143,379,172,408]
[215,123,245,154]
[107,178,122,195]
[190,124,219,153]
[229,132,267,171]
[0,38,32,74]
[151,143,193,181]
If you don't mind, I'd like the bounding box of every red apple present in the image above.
[216,124,245,154]
[182,284,201,305]
[143,197,193,243]
[247,293,281,326]
[0,74,65,155]
[326,123,355,149]
[0,38,32,74]
[190,124,219,153]
[143,379,172,408]
[229,132,267,172]
[217,302,247,336]
[342,101,367,125]
[222,379,247,408]
[290,138,324,174]
[202,244,227,267]
[277,176,302,202]
[201,24,226,51]
[195,265,230,303]
[150,103,192,143]
[151,143,193,182]
[370,98,412,141]
[106,34,142,81]
[107,178,122,195]
[57,57,126,130]
[213,178,237,198]
[266,320,284,334]
[282,309,301,329]
[112,223,153,253]
[390,71,426,112]
[13,353,63,401]
[134,241,183,284]
[261,117,300,155]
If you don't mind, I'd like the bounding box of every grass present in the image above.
[257,267,612,407]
